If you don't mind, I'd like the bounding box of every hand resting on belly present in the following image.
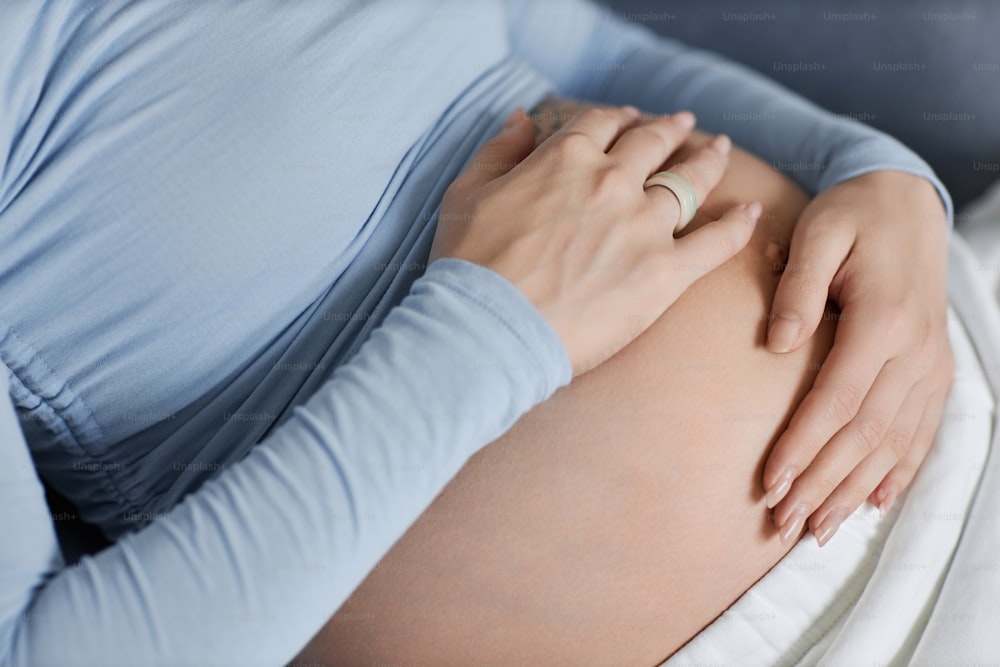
[292,97,839,667]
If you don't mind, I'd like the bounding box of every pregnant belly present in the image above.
[295,132,838,666]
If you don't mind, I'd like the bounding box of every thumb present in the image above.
[672,202,760,287]
[451,108,536,192]
[766,221,853,353]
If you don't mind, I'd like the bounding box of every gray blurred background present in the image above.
[595,0,1000,211]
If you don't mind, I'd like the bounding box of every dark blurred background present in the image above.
[595,0,1000,212]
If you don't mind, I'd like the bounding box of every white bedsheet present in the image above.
[664,187,1000,666]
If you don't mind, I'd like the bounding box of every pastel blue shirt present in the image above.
[0,0,951,664]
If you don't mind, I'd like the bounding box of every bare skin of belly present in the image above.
[292,114,838,666]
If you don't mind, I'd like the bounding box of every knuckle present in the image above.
[850,415,887,454]
[552,131,594,161]
[582,106,619,123]
[827,384,864,425]
[882,430,911,460]
[632,124,671,152]
[579,106,632,131]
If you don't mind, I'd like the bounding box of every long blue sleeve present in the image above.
[505,0,954,225]
[0,258,571,666]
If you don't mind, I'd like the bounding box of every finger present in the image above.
[807,383,930,547]
[606,111,697,180]
[669,202,761,287]
[644,134,732,222]
[770,359,914,536]
[450,108,537,192]
[869,387,948,514]
[766,218,855,354]
[763,312,889,507]
[557,105,643,152]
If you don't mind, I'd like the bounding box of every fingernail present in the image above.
[746,201,762,221]
[780,505,809,546]
[815,510,846,548]
[765,467,796,508]
[768,312,800,354]
[711,134,732,155]
[878,485,899,517]
[673,111,696,130]
[503,108,524,130]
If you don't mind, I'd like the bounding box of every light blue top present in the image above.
[0,0,950,664]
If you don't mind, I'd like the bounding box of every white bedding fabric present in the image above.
[664,185,1000,666]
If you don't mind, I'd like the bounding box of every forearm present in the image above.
[507,0,953,225]
[0,261,571,666]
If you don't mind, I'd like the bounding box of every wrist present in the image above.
[854,170,948,226]
[840,168,951,230]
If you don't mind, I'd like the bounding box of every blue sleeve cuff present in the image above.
[819,136,955,229]
[421,257,572,399]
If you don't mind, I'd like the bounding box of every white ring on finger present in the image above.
[643,171,697,232]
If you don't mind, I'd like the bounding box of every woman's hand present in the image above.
[762,170,954,546]
[430,106,761,376]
